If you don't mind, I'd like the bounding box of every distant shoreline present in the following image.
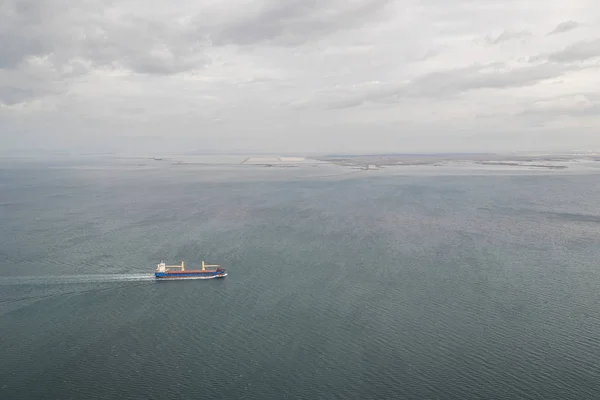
[312,153,600,169]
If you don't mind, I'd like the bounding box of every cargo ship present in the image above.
[154,261,227,280]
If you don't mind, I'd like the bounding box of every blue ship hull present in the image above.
[154,271,226,279]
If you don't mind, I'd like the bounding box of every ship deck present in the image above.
[160,270,221,274]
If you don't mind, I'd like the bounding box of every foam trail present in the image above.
[0,274,156,285]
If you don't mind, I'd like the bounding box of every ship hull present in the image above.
[154,272,227,280]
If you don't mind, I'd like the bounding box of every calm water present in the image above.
[1,157,600,399]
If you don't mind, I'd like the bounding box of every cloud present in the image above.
[544,38,600,63]
[206,0,393,46]
[1,0,600,153]
[519,94,600,116]
[406,62,566,95]
[0,54,87,106]
[0,87,34,106]
[483,30,533,45]
[548,20,580,35]
[313,62,577,109]
[0,0,209,75]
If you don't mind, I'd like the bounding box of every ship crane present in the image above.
[156,261,222,272]
[201,261,220,271]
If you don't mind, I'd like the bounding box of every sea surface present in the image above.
[1,156,600,399]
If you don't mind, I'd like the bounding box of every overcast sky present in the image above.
[1,0,599,155]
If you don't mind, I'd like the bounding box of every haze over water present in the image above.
[1,156,600,399]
